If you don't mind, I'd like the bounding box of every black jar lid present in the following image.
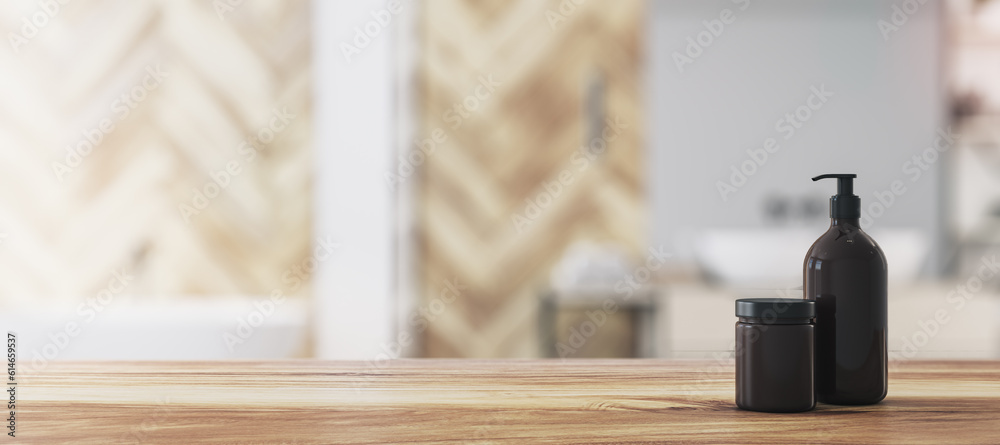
[735,298,815,319]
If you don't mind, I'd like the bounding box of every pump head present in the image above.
[812,174,860,219]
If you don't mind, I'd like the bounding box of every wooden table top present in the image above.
[19,359,1000,444]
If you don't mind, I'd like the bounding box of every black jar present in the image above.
[735,298,815,413]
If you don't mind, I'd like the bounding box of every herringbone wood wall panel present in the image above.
[0,0,312,302]
[417,0,644,357]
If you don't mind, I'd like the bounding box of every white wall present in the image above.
[647,0,946,275]
[313,0,400,359]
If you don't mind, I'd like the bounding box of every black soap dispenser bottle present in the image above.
[804,174,887,405]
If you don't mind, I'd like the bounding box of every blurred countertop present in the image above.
[655,280,1000,360]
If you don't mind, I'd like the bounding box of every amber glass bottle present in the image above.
[804,174,887,405]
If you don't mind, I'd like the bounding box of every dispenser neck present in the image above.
[828,195,861,219]
[831,217,860,227]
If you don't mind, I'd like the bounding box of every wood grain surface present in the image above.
[17,360,1000,444]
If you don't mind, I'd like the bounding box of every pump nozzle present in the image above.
[812,174,856,195]
[812,174,860,219]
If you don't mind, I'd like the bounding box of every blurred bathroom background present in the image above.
[1,0,999,363]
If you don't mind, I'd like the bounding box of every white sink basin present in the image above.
[695,228,928,286]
